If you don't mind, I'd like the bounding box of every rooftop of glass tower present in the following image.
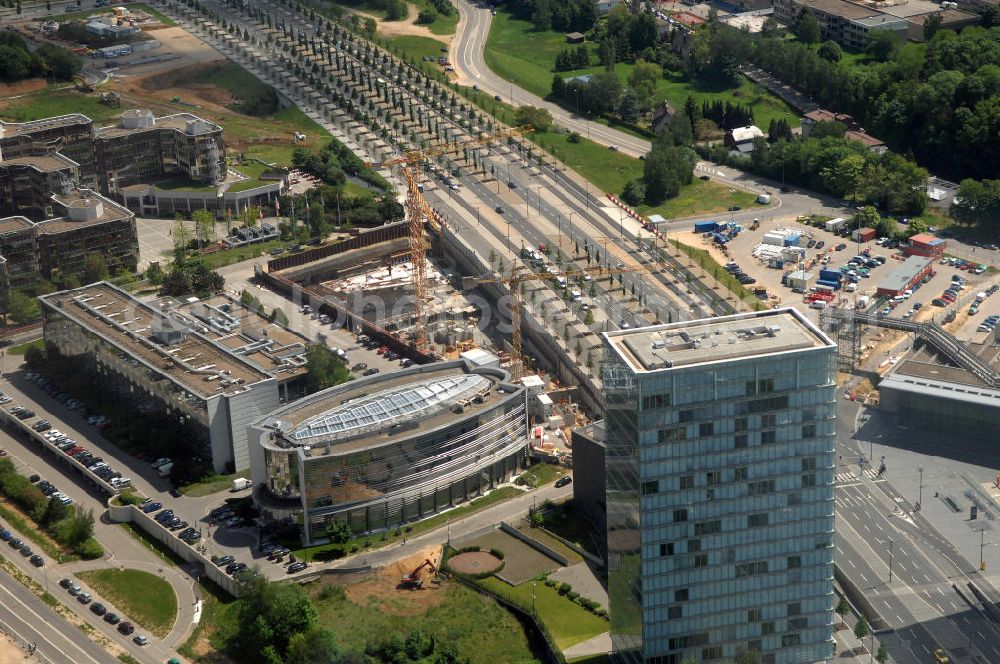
[604,308,834,372]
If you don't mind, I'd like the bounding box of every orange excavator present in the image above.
[400,558,437,590]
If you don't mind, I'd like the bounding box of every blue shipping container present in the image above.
[816,279,841,290]
[694,221,718,233]
[819,270,842,282]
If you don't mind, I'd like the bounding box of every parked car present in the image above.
[118,621,135,635]
[104,612,121,625]
[90,603,107,616]
[287,562,308,573]
[554,476,573,488]
[133,635,149,646]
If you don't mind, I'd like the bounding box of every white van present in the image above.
[810,300,827,310]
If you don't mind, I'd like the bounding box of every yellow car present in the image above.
[933,648,950,664]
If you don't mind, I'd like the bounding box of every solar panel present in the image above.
[291,374,489,442]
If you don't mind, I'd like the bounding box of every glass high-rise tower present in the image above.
[603,308,837,664]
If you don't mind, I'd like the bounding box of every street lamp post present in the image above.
[882,537,895,582]
[917,467,924,511]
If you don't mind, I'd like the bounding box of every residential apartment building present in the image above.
[773,0,907,49]
[602,309,837,664]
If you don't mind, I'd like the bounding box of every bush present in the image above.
[489,547,505,560]
[317,584,346,601]
[416,7,436,23]
[566,591,580,601]
[459,545,480,553]
[77,538,104,560]
[558,582,571,595]
[543,578,557,587]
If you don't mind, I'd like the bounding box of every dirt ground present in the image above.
[0,635,31,664]
[110,26,225,79]
[337,545,447,616]
[449,551,503,575]
[0,79,47,97]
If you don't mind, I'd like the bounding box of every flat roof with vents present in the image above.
[40,282,270,399]
[604,308,834,373]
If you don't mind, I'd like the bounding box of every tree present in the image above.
[854,614,870,641]
[643,146,694,204]
[617,88,639,123]
[193,209,216,246]
[866,30,900,61]
[172,220,193,260]
[304,344,351,393]
[7,291,40,324]
[42,496,70,526]
[822,153,866,199]
[514,106,553,132]
[417,8,437,24]
[853,205,882,233]
[286,627,342,664]
[627,59,660,106]
[584,71,622,114]
[83,252,110,284]
[323,518,351,544]
[836,596,851,625]
[734,649,763,664]
[876,643,889,663]
[923,13,943,40]
[67,509,95,548]
[794,10,821,44]
[905,218,928,236]
[622,178,645,205]
[817,40,842,62]
[236,580,318,661]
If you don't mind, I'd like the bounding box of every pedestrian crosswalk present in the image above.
[835,469,887,485]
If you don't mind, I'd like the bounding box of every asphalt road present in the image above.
[0,569,117,664]
[836,400,1000,663]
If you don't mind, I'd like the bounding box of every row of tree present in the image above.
[506,0,596,33]
[553,45,591,72]
[701,134,928,215]
[0,456,102,559]
[0,31,81,82]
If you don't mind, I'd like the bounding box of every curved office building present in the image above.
[248,360,528,543]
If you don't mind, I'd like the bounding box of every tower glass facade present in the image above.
[604,309,837,664]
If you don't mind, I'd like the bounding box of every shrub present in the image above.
[77,538,104,560]
[416,7,436,23]
[566,591,580,601]
[489,548,505,560]
[459,545,480,553]
[558,582,571,595]
[544,578,557,587]
[317,584,346,601]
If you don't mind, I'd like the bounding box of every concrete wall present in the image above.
[226,378,281,473]
[106,500,244,597]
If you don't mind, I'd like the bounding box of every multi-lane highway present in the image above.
[835,401,1000,663]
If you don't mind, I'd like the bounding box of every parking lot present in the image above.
[673,214,1000,331]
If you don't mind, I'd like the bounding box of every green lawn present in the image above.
[154,176,218,193]
[291,486,525,560]
[517,461,567,488]
[0,89,124,125]
[536,132,641,195]
[185,576,538,664]
[636,178,761,220]
[227,177,272,193]
[6,338,43,355]
[189,238,287,269]
[415,0,459,35]
[119,523,188,567]
[484,10,799,130]
[385,34,449,63]
[76,569,178,638]
[315,582,538,662]
[179,471,244,498]
[478,577,608,651]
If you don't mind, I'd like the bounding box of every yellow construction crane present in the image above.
[469,262,644,380]
[364,126,532,354]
